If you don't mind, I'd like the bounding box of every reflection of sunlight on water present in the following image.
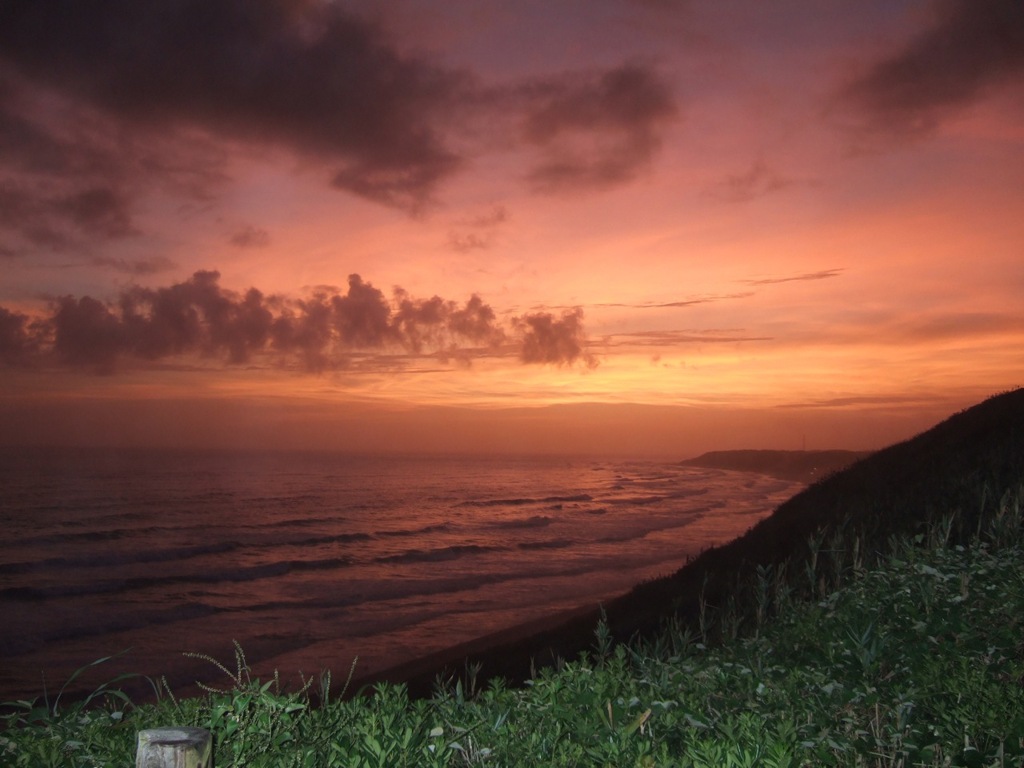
[0,448,804,701]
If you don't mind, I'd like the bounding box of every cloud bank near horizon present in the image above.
[0,271,596,374]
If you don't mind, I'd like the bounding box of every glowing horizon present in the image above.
[1,1,1022,457]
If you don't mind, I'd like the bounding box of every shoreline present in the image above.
[355,394,1024,698]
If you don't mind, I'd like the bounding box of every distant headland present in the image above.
[680,449,873,482]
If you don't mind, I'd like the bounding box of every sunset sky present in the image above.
[0,0,1022,457]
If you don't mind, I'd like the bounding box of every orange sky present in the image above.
[1,1,1022,457]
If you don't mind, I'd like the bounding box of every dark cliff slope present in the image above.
[378,388,1024,697]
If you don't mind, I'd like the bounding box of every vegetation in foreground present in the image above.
[3,390,1024,767]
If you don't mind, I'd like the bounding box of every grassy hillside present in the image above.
[3,388,1024,767]
[388,388,1024,696]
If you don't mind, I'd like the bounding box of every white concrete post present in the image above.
[135,727,212,768]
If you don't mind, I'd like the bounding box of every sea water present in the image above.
[0,447,803,701]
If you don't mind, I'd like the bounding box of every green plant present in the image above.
[4,434,1023,767]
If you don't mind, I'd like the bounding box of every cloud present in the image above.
[0,270,590,374]
[0,305,38,365]
[51,294,124,373]
[0,182,66,249]
[709,160,796,203]
[0,0,469,212]
[447,205,508,253]
[116,271,274,365]
[447,232,492,253]
[92,256,178,276]
[229,226,270,249]
[741,269,843,286]
[0,70,226,253]
[603,330,772,347]
[0,182,137,249]
[266,290,336,372]
[514,308,597,367]
[0,78,86,176]
[392,289,506,354]
[595,291,754,309]
[517,64,677,192]
[837,0,1024,140]
[549,272,836,321]
[0,2,680,237]
[778,394,936,409]
[52,187,136,238]
[330,275,395,348]
[892,311,1021,343]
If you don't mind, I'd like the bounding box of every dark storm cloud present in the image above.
[0,2,680,232]
[514,308,597,367]
[0,271,586,373]
[839,0,1024,138]
[0,0,466,211]
[519,64,677,192]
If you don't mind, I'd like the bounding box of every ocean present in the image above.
[0,447,803,702]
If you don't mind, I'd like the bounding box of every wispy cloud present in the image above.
[517,63,678,193]
[891,312,1023,344]
[595,292,755,309]
[602,329,772,347]
[229,226,270,249]
[0,72,228,254]
[778,394,938,409]
[447,205,507,253]
[740,268,844,286]
[91,256,177,276]
[0,181,138,250]
[708,160,797,203]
